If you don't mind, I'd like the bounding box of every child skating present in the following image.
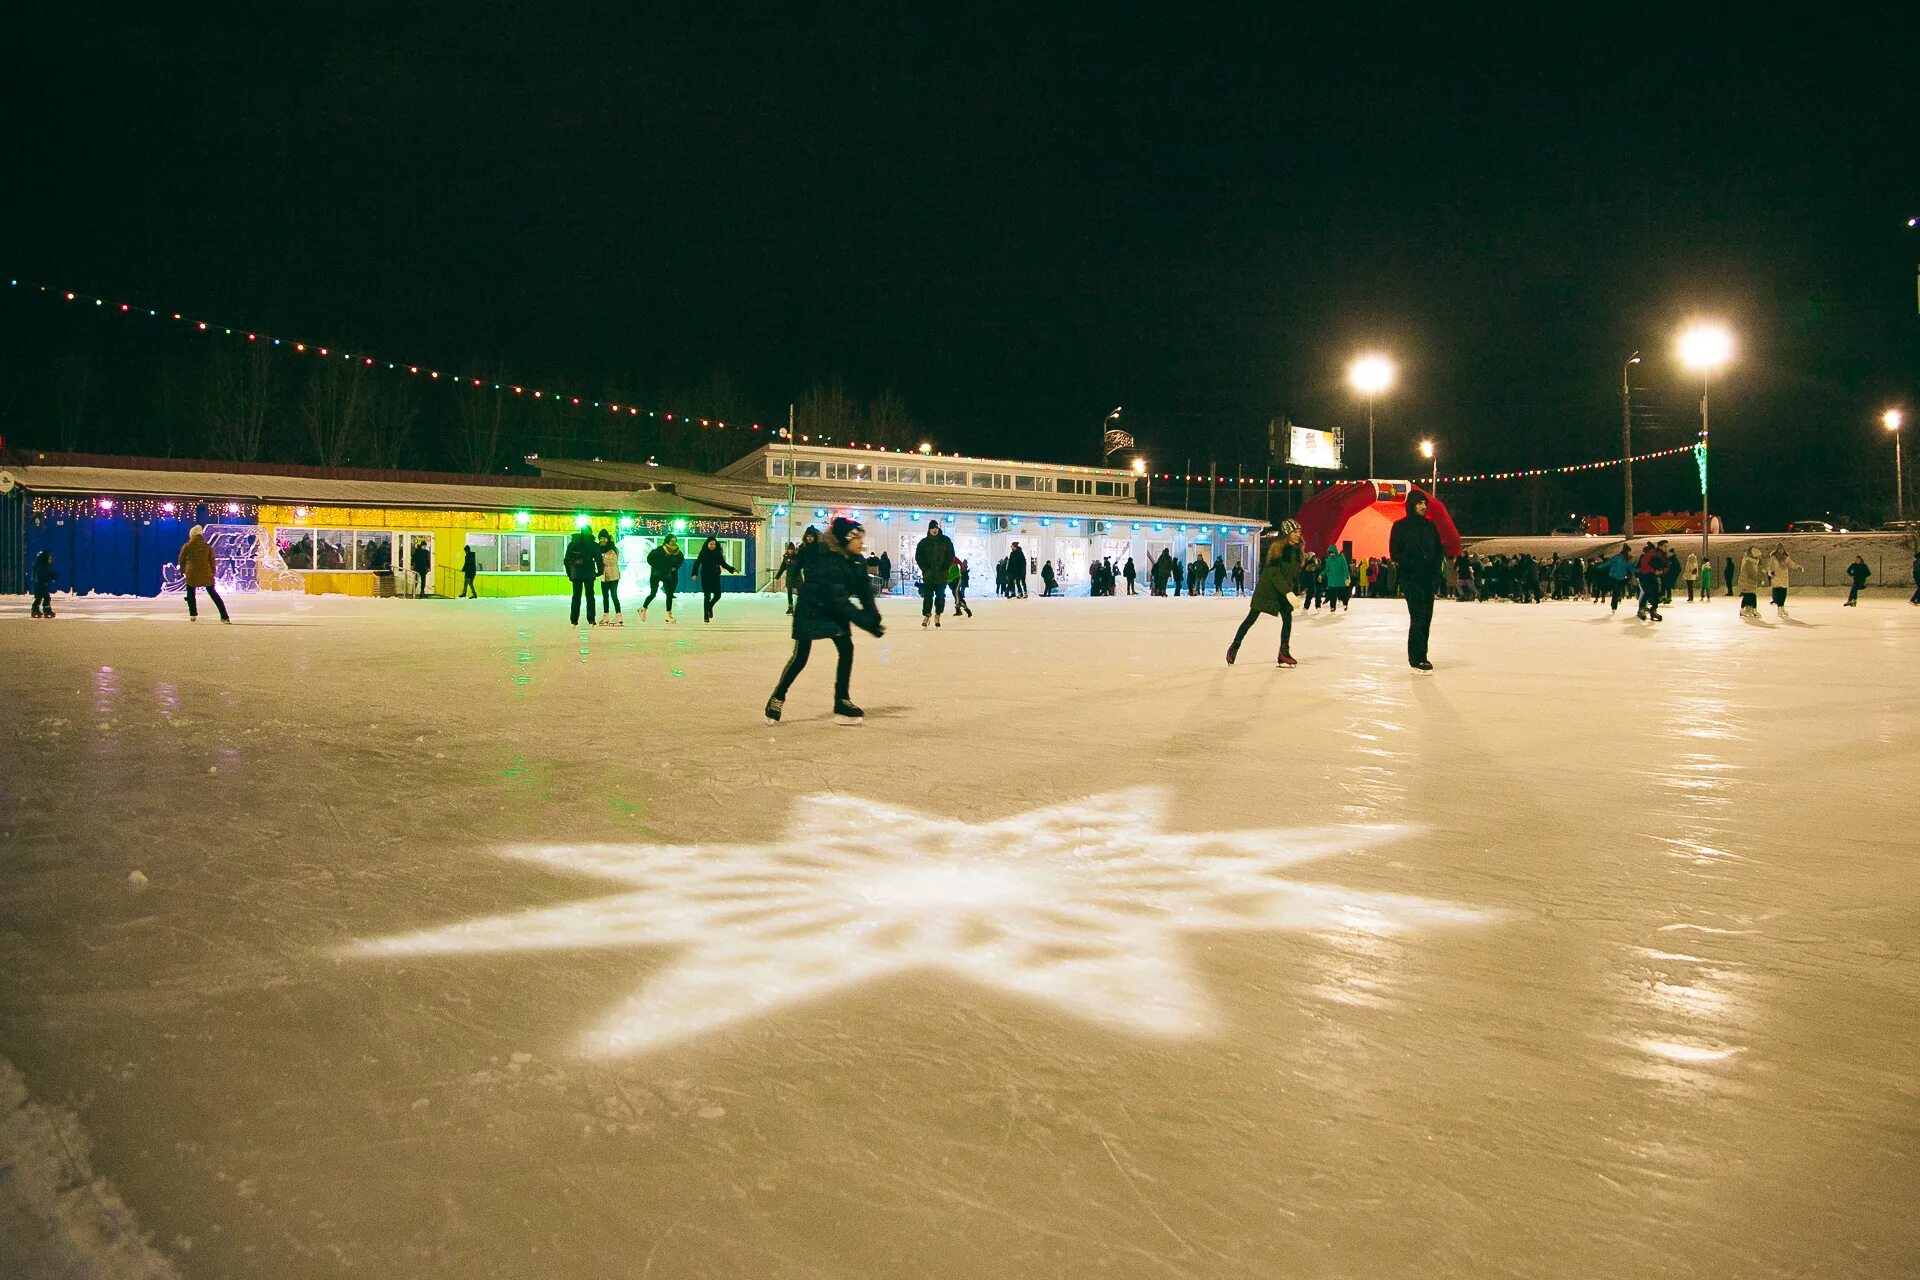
[30,550,57,617]
[1226,520,1303,667]
[765,516,884,725]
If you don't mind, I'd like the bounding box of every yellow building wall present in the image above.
[254,505,658,598]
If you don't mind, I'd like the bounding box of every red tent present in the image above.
[1295,481,1462,562]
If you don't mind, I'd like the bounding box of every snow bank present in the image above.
[0,1058,179,1280]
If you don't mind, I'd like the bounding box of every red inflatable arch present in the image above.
[1294,481,1462,563]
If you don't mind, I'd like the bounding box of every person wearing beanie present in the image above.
[1389,492,1444,669]
[177,525,230,623]
[1227,521,1303,667]
[640,534,684,622]
[914,519,956,626]
[694,536,735,622]
[766,516,884,724]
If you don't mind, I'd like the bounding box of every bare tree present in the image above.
[862,388,915,450]
[449,367,511,474]
[202,345,275,462]
[794,378,858,446]
[300,361,365,468]
[53,348,96,451]
[361,379,421,471]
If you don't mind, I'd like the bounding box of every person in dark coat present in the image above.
[1911,551,1920,605]
[915,520,956,624]
[1123,557,1137,595]
[795,526,823,583]
[1040,560,1058,596]
[1227,522,1303,666]
[177,525,230,623]
[765,515,884,724]
[1388,494,1445,670]
[1005,540,1029,598]
[693,536,735,622]
[642,535,683,622]
[1724,555,1737,597]
[877,551,892,594]
[1634,541,1668,621]
[460,543,478,598]
[1231,560,1246,595]
[410,538,432,596]
[30,549,57,618]
[1844,555,1871,606]
[773,542,800,613]
[952,559,973,617]
[563,527,600,626]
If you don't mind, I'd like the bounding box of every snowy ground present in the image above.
[2,588,1917,1279]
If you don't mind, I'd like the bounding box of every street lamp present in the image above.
[1677,322,1735,569]
[1885,408,1905,524]
[1100,406,1125,463]
[1622,352,1641,538]
[1417,438,1437,484]
[1131,455,1151,507]
[1347,354,1395,477]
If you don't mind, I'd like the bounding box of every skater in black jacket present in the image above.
[1389,493,1446,670]
[694,537,734,622]
[30,550,56,617]
[766,516,884,724]
[641,535,684,622]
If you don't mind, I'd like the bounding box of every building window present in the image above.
[970,471,1012,489]
[824,462,870,481]
[464,532,500,572]
[1014,474,1036,491]
[686,536,748,573]
[771,458,788,478]
[355,532,394,571]
[276,528,314,570]
[792,460,821,479]
[1095,480,1130,497]
[925,469,967,486]
[876,465,922,484]
[1059,478,1094,496]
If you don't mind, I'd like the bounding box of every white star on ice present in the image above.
[347,790,1485,1055]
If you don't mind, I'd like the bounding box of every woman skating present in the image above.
[765,516,885,725]
[694,536,734,622]
[178,525,230,623]
[1765,545,1803,618]
[773,541,800,614]
[1226,520,1303,667]
[597,530,623,625]
[1734,546,1765,617]
[640,535,684,622]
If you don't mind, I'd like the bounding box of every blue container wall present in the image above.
[26,505,256,597]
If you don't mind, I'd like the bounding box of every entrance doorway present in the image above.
[400,533,434,596]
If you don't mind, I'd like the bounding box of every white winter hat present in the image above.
[188,524,205,539]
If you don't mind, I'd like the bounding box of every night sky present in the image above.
[5,10,1915,527]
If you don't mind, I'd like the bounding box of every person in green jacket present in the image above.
[1321,545,1351,611]
[1227,520,1304,667]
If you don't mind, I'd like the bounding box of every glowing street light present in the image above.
[1885,408,1906,525]
[1677,322,1735,567]
[1347,354,1395,477]
[1131,454,1151,506]
[1417,438,1437,484]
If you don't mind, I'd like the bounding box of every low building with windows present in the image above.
[0,453,753,599]
[533,444,1267,592]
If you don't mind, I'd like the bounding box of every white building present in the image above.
[536,445,1266,594]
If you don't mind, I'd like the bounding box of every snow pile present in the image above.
[0,1058,179,1280]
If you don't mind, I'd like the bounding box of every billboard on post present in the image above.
[1285,424,1343,471]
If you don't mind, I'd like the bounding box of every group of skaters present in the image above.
[31,526,233,622]
[558,528,734,627]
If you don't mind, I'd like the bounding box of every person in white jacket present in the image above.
[597,530,624,626]
[1765,545,1803,618]
[1683,552,1701,602]
[1734,547,1766,617]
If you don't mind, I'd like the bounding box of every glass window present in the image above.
[315,530,351,569]
[1014,474,1036,491]
[276,528,314,570]
[1096,481,1129,497]
[971,472,995,488]
[355,532,393,571]
[465,533,500,572]
[793,460,821,478]
[534,535,565,574]
[500,533,533,572]
[771,458,788,477]
[896,466,921,485]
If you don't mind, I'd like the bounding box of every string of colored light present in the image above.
[7,278,975,457]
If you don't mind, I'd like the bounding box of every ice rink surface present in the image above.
[2,587,1917,1278]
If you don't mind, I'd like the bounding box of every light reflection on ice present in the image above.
[348,789,1489,1055]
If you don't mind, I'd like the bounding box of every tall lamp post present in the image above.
[1099,406,1125,464]
[1418,438,1437,486]
[1622,352,1641,537]
[1886,409,1906,524]
[1132,455,1151,508]
[1348,355,1395,478]
[1677,323,1735,571]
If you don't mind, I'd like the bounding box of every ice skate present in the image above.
[921,615,930,628]
[665,613,675,624]
[1277,652,1297,667]
[1225,643,1238,666]
[638,606,647,621]
[833,699,864,724]
[934,616,942,628]
[764,696,783,725]
[1412,660,1434,671]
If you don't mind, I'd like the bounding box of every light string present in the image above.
[1153,445,1695,485]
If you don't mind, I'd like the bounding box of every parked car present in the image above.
[1787,520,1836,533]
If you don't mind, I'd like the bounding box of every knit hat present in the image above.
[829,515,863,544]
[188,524,205,540]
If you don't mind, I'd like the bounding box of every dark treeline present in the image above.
[0,298,928,476]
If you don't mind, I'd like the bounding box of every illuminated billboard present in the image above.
[1286,425,1343,471]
